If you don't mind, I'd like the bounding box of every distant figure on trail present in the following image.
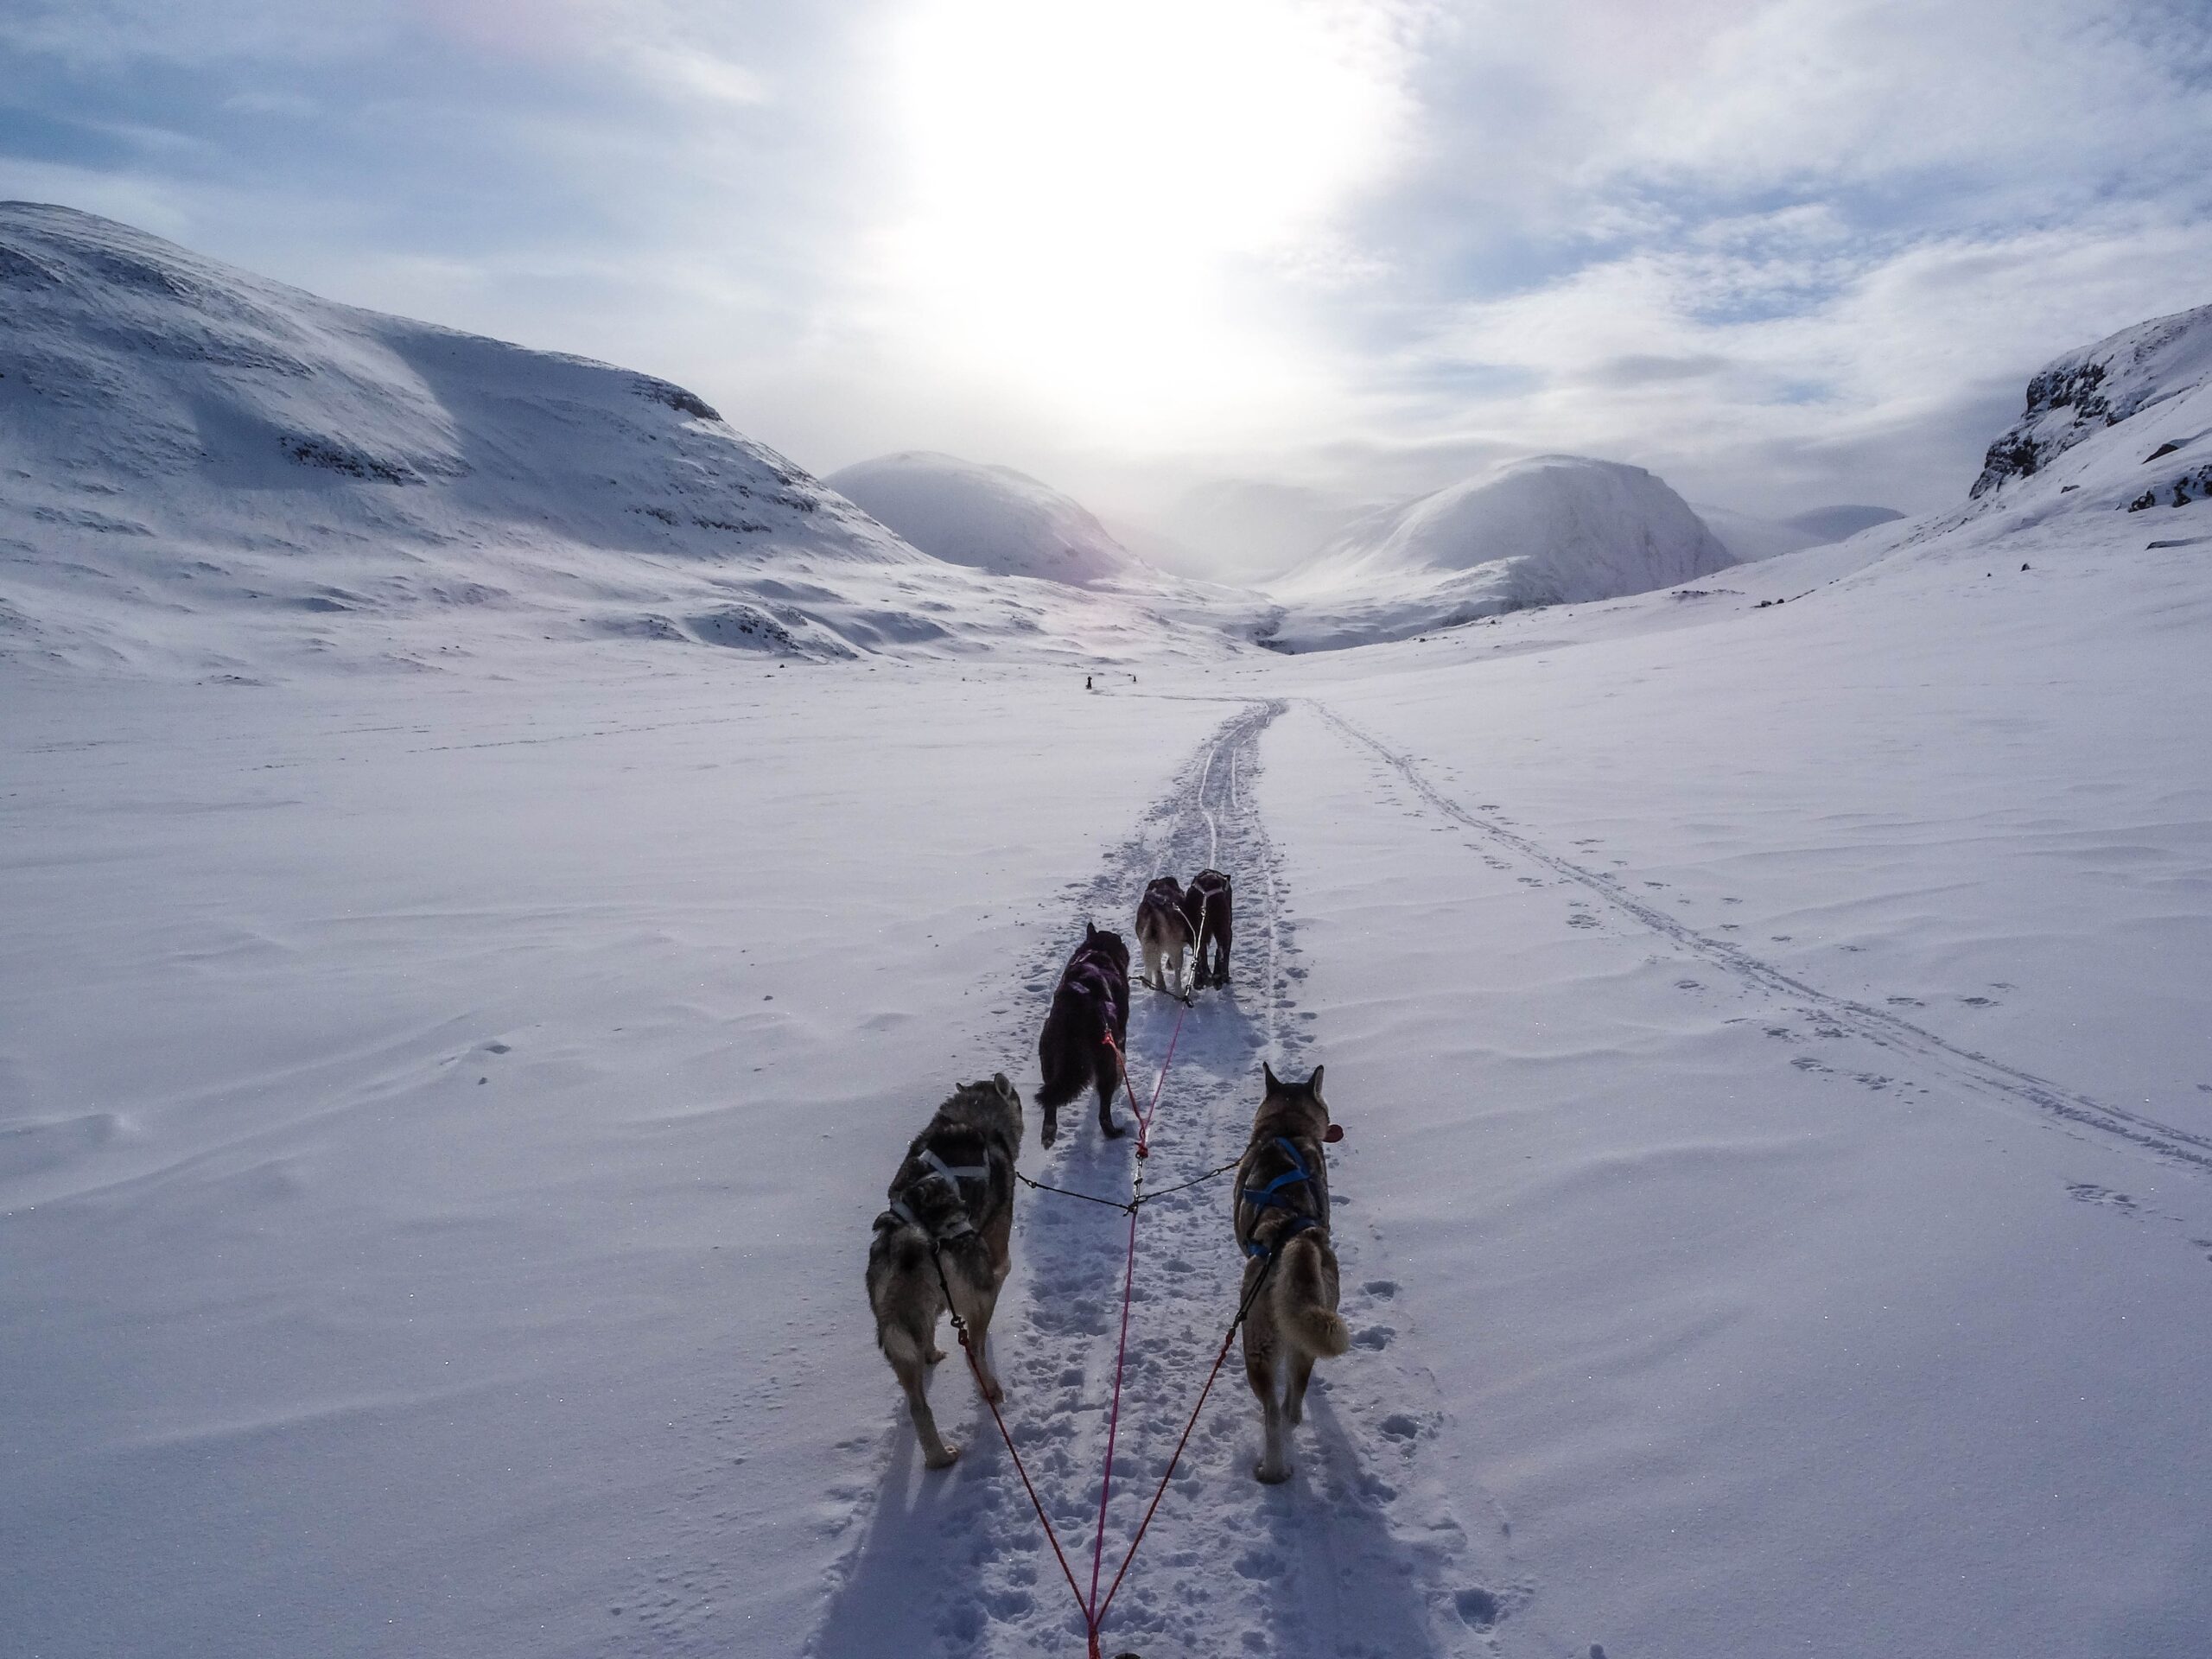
[1086,674,1093,690]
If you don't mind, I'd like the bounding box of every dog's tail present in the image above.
[870,1211,985,1336]
[1273,1231,1351,1358]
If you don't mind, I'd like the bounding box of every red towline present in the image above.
[950,1000,1255,1657]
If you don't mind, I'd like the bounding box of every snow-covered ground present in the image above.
[7,213,2212,1657]
[10,480,2212,1655]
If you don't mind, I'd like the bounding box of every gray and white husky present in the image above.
[1232,1063,1350,1484]
[866,1074,1022,1469]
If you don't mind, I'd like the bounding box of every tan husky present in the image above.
[1232,1062,1350,1484]
[866,1075,1021,1468]
[1135,874,1194,995]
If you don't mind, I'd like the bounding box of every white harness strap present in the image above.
[891,1147,994,1240]
[923,1147,990,1186]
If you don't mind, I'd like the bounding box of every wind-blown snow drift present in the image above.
[1260,454,1737,651]
[823,451,1135,586]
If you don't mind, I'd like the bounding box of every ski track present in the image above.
[809,699,1497,1659]
[1309,700,2212,1180]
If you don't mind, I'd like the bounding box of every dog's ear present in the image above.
[1306,1064,1325,1099]
[1086,920,1099,944]
[1262,1060,1279,1093]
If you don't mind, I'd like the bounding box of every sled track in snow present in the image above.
[1313,701,2212,1179]
[811,699,1493,1659]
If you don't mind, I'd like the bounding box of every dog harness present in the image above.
[1237,1136,1322,1259]
[889,1147,993,1241]
[1243,1211,1319,1261]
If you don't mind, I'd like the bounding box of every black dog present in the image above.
[1035,923,1131,1147]
[1180,868,1232,988]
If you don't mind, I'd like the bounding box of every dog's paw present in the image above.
[1254,1460,1291,1484]
[925,1444,962,1471]
[1099,1118,1127,1139]
[1039,1121,1058,1149]
[980,1376,1004,1405]
[925,1347,945,1364]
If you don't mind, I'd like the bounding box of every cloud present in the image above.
[1587,353,1735,387]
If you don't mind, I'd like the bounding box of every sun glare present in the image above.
[880,0,1406,443]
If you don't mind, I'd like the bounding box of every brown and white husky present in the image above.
[866,1075,1022,1468]
[1135,874,1194,995]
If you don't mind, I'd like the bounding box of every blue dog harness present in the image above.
[1237,1136,1323,1259]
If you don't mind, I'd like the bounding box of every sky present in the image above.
[3,0,2210,567]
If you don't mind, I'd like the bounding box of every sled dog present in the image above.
[1135,874,1194,995]
[1179,868,1233,988]
[866,1074,1023,1469]
[1232,1062,1349,1484]
[1035,923,1131,1147]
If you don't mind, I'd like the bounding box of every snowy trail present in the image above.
[1309,702,2212,1180]
[810,700,1491,1659]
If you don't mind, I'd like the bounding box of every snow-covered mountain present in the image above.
[1260,454,1737,650]
[1964,301,2212,518]
[823,451,1135,585]
[822,448,1290,646]
[0,206,1248,676]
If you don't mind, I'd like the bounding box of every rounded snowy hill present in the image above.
[1262,454,1736,650]
[823,452,1135,586]
[0,205,1249,675]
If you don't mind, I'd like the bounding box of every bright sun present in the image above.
[880,0,1407,444]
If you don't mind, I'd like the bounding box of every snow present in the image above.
[823,451,1136,586]
[6,214,2212,1658]
[0,205,1244,676]
[1969,302,2212,505]
[1262,454,1738,651]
